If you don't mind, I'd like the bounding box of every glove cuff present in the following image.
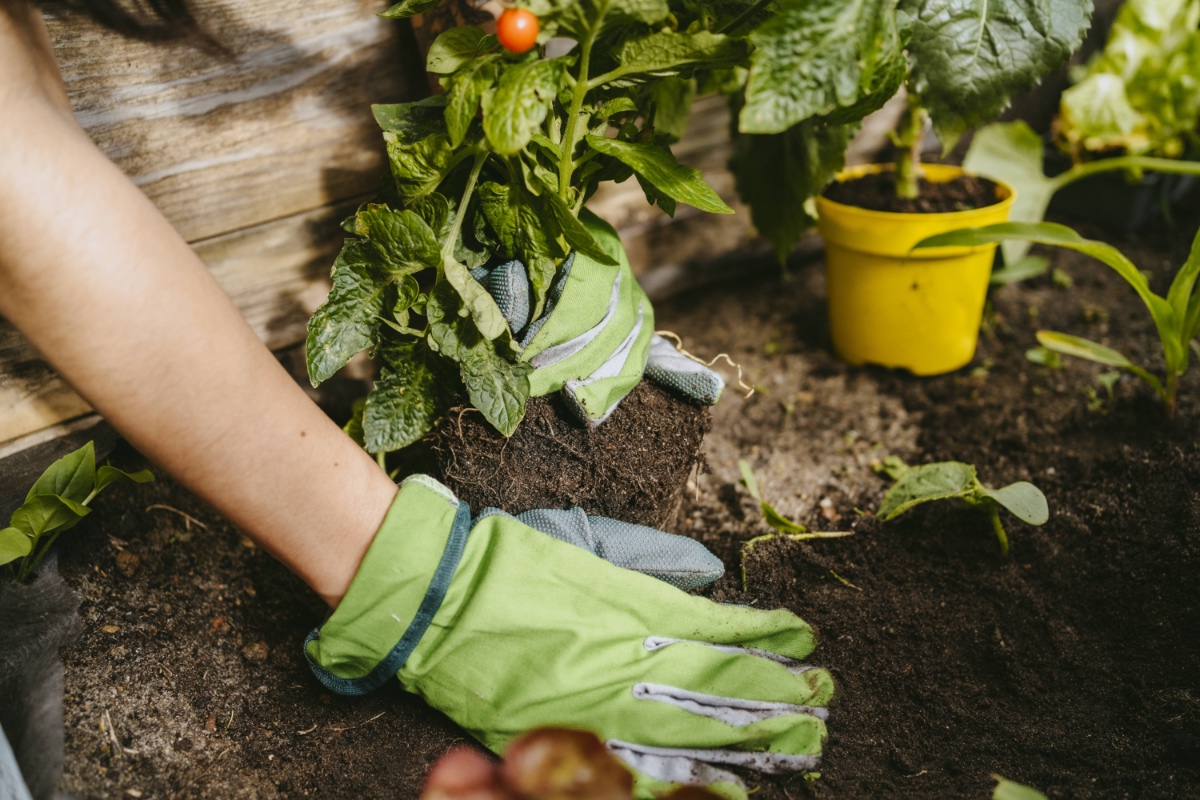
[304,475,471,696]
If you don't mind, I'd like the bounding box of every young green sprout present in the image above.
[915,222,1200,418]
[0,441,153,582]
[737,459,852,590]
[874,458,1048,557]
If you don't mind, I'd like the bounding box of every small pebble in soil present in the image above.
[115,551,140,577]
[242,642,269,663]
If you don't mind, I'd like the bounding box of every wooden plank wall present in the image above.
[0,3,754,456]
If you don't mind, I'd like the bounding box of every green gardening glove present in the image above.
[471,211,724,425]
[305,476,832,800]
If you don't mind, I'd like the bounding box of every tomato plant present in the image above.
[496,7,538,55]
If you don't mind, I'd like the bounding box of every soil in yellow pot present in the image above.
[816,164,1015,376]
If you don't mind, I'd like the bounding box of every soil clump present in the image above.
[49,208,1200,799]
[824,171,1000,213]
[433,380,710,530]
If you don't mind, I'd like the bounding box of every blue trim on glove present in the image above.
[304,499,474,696]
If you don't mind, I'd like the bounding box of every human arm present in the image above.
[0,1,397,606]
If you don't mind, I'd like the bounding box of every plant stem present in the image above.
[442,151,488,266]
[894,95,926,200]
[18,529,63,582]
[715,0,772,34]
[558,26,598,204]
[1165,371,1179,419]
[1050,155,1200,192]
[987,503,1010,557]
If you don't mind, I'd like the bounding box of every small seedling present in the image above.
[0,442,152,582]
[1025,347,1063,369]
[737,459,852,590]
[992,774,1048,800]
[1086,371,1122,414]
[874,459,1048,557]
[916,221,1200,417]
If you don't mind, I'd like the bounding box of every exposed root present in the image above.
[655,329,755,398]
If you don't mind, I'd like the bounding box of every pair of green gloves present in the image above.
[304,215,831,798]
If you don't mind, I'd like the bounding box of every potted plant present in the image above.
[311,0,979,520]
[726,0,1094,375]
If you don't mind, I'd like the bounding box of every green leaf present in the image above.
[586,135,732,214]
[913,222,1180,361]
[559,0,671,39]
[1035,331,1135,368]
[990,255,1049,286]
[962,121,1057,265]
[445,55,500,148]
[372,96,447,135]
[427,25,487,74]
[306,241,389,385]
[94,465,154,495]
[478,181,563,313]
[992,775,1049,800]
[650,77,694,141]
[1059,73,1145,154]
[484,59,565,156]
[384,129,455,201]
[379,0,441,19]
[730,118,853,261]
[535,180,619,265]
[877,461,977,521]
[635,172,677,217]
[0,528,32,567]
[740,0,906,135]
[11,495,91,541]
[903,0,1093,149]
[354,205,442,275]
[1168,225,1200,340]
[27,441,95,505]
[363,340,453,452]
[458,339,532,437]
[444,256,509,341]
[979,482,1048,526]
[343,398,366,448]
[609,31,750,84]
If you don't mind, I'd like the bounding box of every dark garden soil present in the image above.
[52,212,1200,799]
[824,171,1001,213]
[434,381,711,531]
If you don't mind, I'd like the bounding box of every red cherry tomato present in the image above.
[497,7,539,54]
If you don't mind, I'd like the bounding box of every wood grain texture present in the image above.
[0,198,360,446]
[46,0,419,243]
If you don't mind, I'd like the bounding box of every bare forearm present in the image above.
[0,96,394,606]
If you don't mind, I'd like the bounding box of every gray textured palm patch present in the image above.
[475,507,724,590]
[644,335,725,406]
[470,260,533,338]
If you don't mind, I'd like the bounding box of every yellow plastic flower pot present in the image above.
[815,164,1015,376]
